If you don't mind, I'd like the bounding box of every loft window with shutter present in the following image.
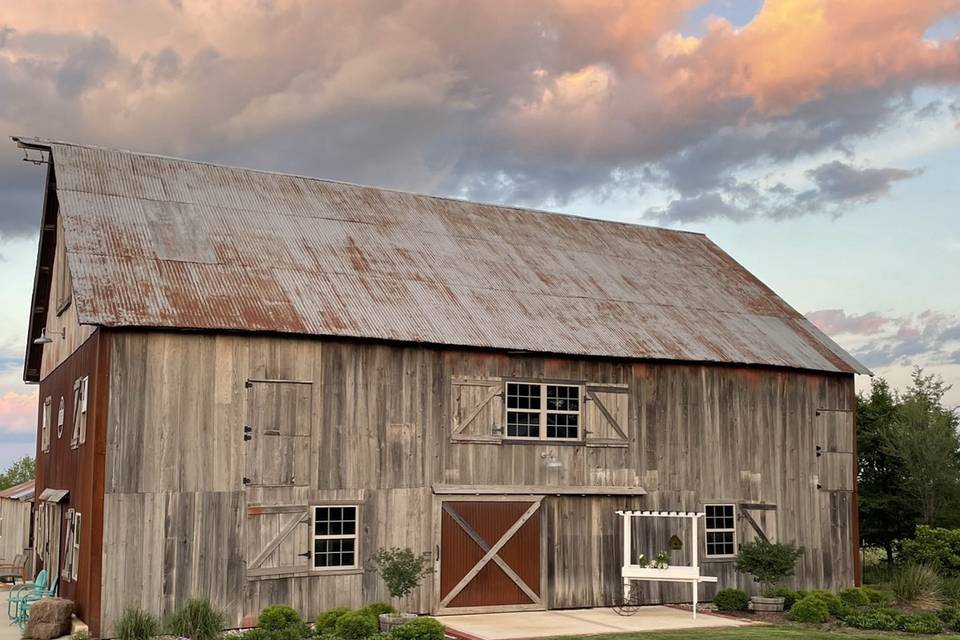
[704,504,737,558]
[54,217,72,315]
[312,506,358,569]
[505,382,581,440]
[71,377,88,449]
[42,397,51,453]
[57,396,65,439]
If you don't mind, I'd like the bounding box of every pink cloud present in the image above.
[805,309,891,336]
[0,389,38,434]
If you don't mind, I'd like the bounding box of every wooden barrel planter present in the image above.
[750,596,785,612]
[379,613,417,632]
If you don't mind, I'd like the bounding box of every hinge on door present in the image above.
[245,380,253,388]
[815,445,822,457]
[243,477,251,485]
[297,551,310,559]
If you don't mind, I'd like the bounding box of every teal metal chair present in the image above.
[6,568,48,620]
[14,576,60,627]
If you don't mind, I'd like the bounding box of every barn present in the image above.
[15,136,869,637]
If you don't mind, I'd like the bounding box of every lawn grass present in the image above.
[560,625,944,639]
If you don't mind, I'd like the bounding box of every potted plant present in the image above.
[367,547,433,631]
[734,540,804,612]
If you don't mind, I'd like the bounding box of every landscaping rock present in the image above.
[23,598,75,640]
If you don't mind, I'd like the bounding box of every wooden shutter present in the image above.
[245,504,312,578]
[583,383,629,446]
[738,503,778,544]
[451,377,504,443]
[244,380,312,487]
[815,410,854,491]
[61,508,75,582]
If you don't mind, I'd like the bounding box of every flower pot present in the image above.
[379,612,417,632]
[750,596,785,612]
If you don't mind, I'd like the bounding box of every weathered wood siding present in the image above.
[101,331,856,634]
[0,497,32,564]
[35,330,110,635]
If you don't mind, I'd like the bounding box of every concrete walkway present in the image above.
[0,588,22,640]
[437,606,754,640]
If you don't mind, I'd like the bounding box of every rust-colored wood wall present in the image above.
[35,330,109,635]
[99,331,857,635]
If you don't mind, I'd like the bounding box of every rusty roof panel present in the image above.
[36,139,868,374]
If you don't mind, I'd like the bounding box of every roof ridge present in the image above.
[13,135,706,238]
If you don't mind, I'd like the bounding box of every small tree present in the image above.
[367,547,433,609]
[735,541,804,595]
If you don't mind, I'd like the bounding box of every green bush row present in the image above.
[842,607,945,634]
[114,601,444,640]
[116,598,226,640]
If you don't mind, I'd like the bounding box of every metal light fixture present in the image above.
[33,328,64,345]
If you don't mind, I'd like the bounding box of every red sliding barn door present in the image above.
[439,500,543,611]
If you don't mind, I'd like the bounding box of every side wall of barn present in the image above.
[100,331,856,635]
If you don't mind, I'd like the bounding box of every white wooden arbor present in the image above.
[617,510,718,619]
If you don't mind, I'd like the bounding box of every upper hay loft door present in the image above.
[244,380,313,487]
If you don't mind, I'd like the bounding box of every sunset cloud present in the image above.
[0,0,957,235]
[807,309,960,369]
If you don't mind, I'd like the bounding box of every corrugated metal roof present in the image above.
[23,137,868,374]
[0,479,35,500]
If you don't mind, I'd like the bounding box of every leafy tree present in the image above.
[890,369,960,527]
[0,456,35,491]
[857,378,918,562]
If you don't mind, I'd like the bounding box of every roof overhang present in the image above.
[13,136,56,383]
[38,487,69,502]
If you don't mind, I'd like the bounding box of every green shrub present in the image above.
[936,606,960,629]
[115,607,162,640]
[838,587,870,608]
[891,563,943,609]
[367,547,433,600]
[943,576,960,606]
[901,526,960,576]
[72,631,91,640]
[804,590,844,616]
[712,588,749,611]
[860,586,891,604]
[734,541,804,592]
[840,607,902,631]
[334,611,378,640]
[315,607,351,634]
[391,617,445,640]
[165,598,226,640]
[767,587,801,610]
[361,603,397,618]
[257,605,307,636]
[786,596,830,624]
[244,629,303,640]
[898,612,944,634]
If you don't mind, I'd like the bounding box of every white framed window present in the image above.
[42,397,52,453]
[71,377,88,449]
[505,381,581,440]
[704,504,737,558]
[312,505,358,570]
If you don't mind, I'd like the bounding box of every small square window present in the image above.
[312,505,358,570]
[704,504,736,558]
[505,382,581,441]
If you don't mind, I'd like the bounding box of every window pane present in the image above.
[546,413,579,439]
[507,411,540,438]
[547,385,579,412]
[506,383,540,410]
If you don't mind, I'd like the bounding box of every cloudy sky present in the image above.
[1,0,959,468]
